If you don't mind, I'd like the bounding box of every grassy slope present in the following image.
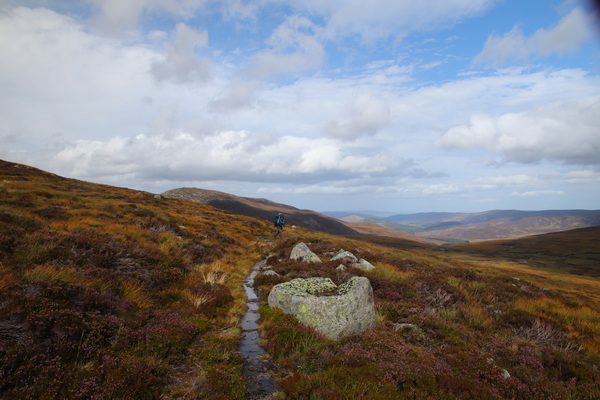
[255,238,600,399]
[444,227,600,278]
[340,220,446,246]
[1,159,600,399]
[0,160,274,399]
[416,215,600,242]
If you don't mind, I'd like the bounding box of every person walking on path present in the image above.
[274,212,285,239]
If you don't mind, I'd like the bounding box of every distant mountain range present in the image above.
[330,209,600,242]
[160,189,600,243]
[161,187,359,236]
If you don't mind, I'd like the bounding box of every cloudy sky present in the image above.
[1,0,599,214]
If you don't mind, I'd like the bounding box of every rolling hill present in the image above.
[336,217,446,247]
[334,209,600,242]
[443,226,600,278]
[161,187,359,236]
[1,159,599,399]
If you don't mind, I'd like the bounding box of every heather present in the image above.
[1,160,599,399]
[256,236,600,399]
[0,161,271,399]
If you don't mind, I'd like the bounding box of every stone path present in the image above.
[239,259,280,399]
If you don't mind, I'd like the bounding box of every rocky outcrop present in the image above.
[290,242,322,263]
[330,249,376,272]
[267,276,376,340]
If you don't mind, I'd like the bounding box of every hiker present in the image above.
[274,212,285,238]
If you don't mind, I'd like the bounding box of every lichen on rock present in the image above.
[267,276,376,340]
[290,242,322,263]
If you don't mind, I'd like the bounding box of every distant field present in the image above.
[341,221,445,246]
[443,227,600,278]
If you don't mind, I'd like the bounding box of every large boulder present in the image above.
[267,276,376,340]
[290,242,322,263]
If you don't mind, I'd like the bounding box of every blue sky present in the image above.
[1,0,599,213]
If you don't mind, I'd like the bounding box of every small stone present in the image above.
[262,270,280,276]
[336,264,347,271]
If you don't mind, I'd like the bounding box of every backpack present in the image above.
[274,214,284,226]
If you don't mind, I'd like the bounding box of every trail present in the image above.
[239,259,280,399]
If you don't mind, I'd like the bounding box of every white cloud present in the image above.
[87,0,209,35]
[511,190,564,197]
[286,0,497,41]
[151,22,211,84]
[261,184,377,195]
[323,93,390,139]
[474,174,542,187]
[436,96,600,166]
[0,7,156,140]
[247,16,325,79]
[1,1,599,212]
[49,128,403,186]
[209,79,260,113]
[422,183,461,194]
[562,170,600,184]
[474,7,595,65]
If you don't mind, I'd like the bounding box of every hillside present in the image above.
[161,187,359,236]
[0,159,274,398]
[444,226,600,278]
[1,159,599,399]
[376,209,600,242]
[338,219,446,247]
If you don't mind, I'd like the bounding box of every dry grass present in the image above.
[370,261,416,281]
[183,289,213,309]
[120,279,152,309]
[0,263,16,290]
[23,264,78,284]
[513,296,600,355]
[0,159,276,399]
[441,252,600,301]
[3,159,600,400]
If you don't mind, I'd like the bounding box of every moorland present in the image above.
[1,159,599,399]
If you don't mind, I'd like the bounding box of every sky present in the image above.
[1,0,599,214]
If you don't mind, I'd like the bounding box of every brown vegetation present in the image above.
[1,159,599,399]
[0,160,271,399]
[444,227,600,277]
[161,187,359,236]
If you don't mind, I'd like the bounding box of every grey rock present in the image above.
[336,264,347,271]
[290,242,322,263]
[262,270,280,276]
[352,258,376,272]
[268,276,376,340]
[331,249,358,263]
